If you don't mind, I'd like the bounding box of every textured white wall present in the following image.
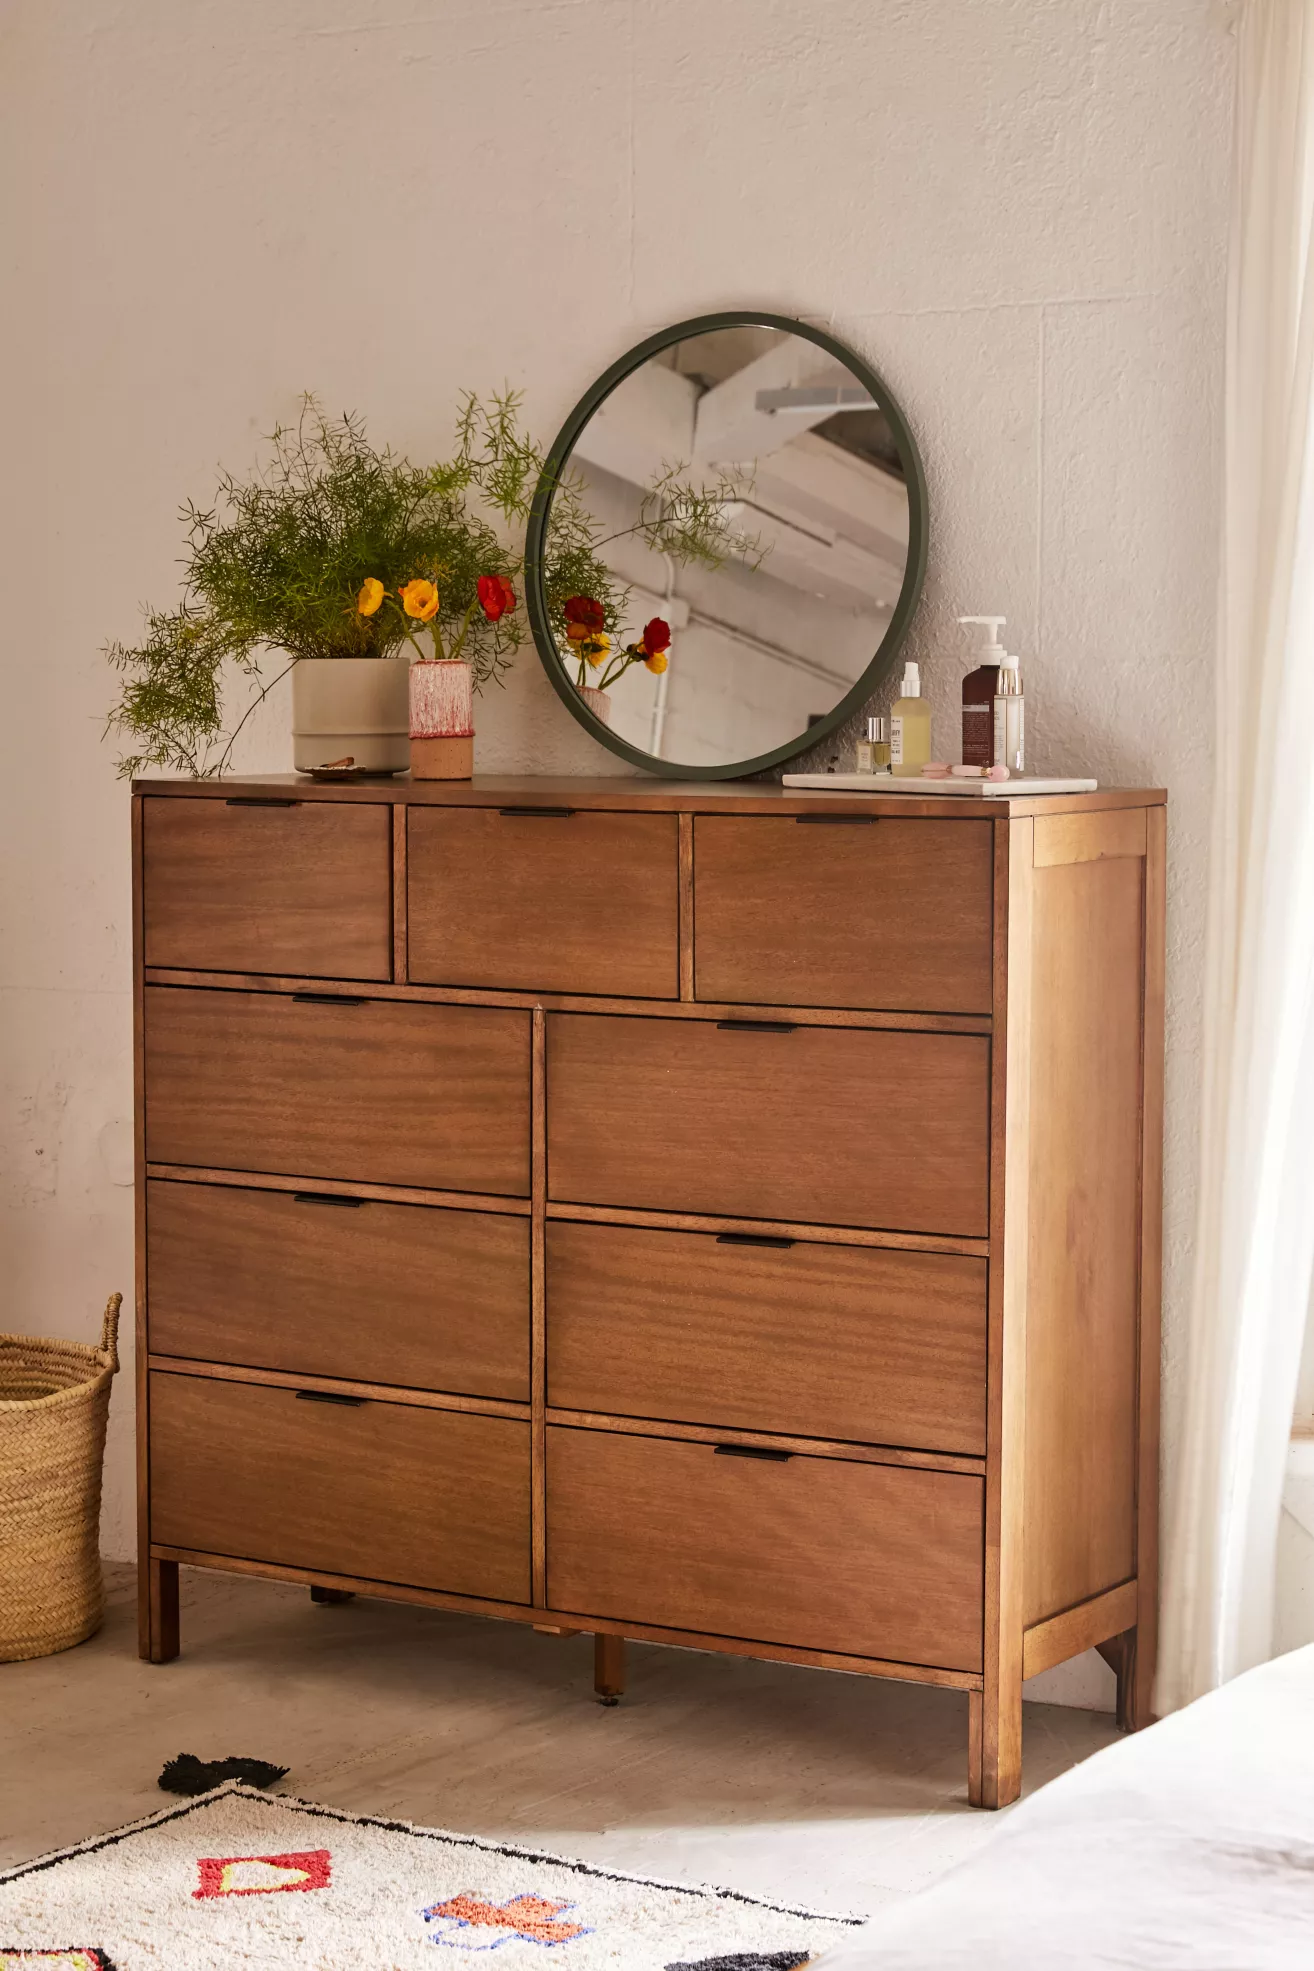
[1,0,1235,1707]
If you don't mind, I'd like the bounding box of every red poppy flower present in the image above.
[563,595,605,633]
[477,574,516,622]
[641,616,671,655]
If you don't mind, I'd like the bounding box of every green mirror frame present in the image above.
[524,310,929,781]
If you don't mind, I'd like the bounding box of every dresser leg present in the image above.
[967,1682,1022,1809]
[140,1556,180,1664]
[594,1632,625,1705]
[1097,1627,1142,1733]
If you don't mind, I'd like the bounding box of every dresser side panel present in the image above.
[1022,818,1147,1625]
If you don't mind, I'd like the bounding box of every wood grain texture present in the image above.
[1134,803,1166,1728]
[693,815,994,1013]
[545,1409,983,1475]
[978,815,1031,1809]
[144,987,530,1195]
[392,803,408,982]
[145,1163,531,1215]
[546,1014,991,1235]
[531,1008,547,1607]
[546,1201,988,1256]
[134,774,1167,819]
[408,806,678,998]
[547,1427,984,1670]
[1032,808,1147,869]
[148,1356,529,1418]
[678,811,695,1001]
[1022,1578,1138,1679]
[546,1221,987,1453]
[142,969,991,1034]
[1022,852,1144,1625]
[150,1542,981,1687]
[132,796,158,1660]
[149,1370,530,1602]
[142,795,393,979]
[146,1178,530,1398]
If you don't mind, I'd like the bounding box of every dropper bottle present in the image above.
[993,651,1025,773]
[890,660,932,776]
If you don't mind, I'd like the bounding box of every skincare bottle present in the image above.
[957,615,1006,767]
[993,652,1025,773]
[890,662,932,776]
[856,715,891,774]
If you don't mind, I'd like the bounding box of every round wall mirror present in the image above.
[525,311,927,779]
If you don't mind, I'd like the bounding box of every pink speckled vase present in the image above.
[410,659,474,780]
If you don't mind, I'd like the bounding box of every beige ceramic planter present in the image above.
[292,656,410,773]
[578,685,612,727]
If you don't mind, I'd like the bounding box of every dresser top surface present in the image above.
[134,775,1166,819]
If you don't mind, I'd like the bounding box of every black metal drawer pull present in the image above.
[293,1192,364,1209]
[714,1443,794,1462]
[795,814,877,825]
[498,807,576,818]
[291,993,365,1006]
[715,1232,795,1249]
[225,797,299,808]
[295,1389,367,1407]
[716,1020,797,1033]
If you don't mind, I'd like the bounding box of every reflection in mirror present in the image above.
[539,323,913,772]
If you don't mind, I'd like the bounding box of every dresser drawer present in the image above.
[148,1180,529,1399]
[142,796,393,980]
[150,1371,530,1601]
[546,1015,990,1235]
[547,1426,983,1669]
[547,1222,986,1453]
[408,806,678,998]
[144,987,530,1195]
[693,815,994,1013]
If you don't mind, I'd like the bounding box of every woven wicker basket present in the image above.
[0,1293,121,1661]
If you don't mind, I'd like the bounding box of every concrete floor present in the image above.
[1,1564,1118,1918]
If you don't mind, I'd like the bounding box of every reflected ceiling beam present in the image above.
[692,343,870,465]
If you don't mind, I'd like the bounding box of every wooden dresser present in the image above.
[132,775,1165,1807]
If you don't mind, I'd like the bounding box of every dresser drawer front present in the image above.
[408,807,678,998]
[148,1180,530,1399]
[693,815,994,1013]
[142,796,393,980]
[547,1222,986,1453]
[547,1427,983,1669]
[150,1371,530,1602]
[144,988,530,1195]
[546,1016,990,1235]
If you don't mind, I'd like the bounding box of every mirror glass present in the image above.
[529,318,923,776]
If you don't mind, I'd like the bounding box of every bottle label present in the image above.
[890,715,904,765]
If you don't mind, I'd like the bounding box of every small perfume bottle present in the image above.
[856,715,891,774]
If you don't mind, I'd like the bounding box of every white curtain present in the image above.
[1159,0,1314,1711]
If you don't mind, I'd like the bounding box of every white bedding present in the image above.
[821,1644,1314,1970]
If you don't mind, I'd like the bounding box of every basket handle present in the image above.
[100,1291,122,1372]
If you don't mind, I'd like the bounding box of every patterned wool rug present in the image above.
[0,1782,861,1968]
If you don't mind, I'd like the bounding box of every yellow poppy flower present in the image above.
[583,634,610,667]
[644,649,669,674]
[399,578,440,622]
[356,577,385,617]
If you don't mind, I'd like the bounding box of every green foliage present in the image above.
[536,454,755,689]
[105,388,758,777]
[105,395,532,778]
